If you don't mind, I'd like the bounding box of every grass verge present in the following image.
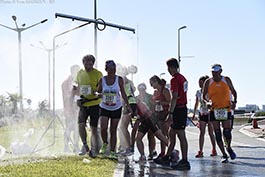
[0,156,116,177]
[0,117,118,177]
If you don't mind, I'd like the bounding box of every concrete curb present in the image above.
[113,161,125,177]
[239,126,265,142]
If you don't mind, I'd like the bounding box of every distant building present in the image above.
[238,104,260,112]
[234,109,246,115]
[262,105,265,111]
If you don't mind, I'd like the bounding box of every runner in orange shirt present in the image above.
[202,64,237,163]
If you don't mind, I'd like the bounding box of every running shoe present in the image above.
[210,149,217,156]
[109,151,118,160]
[195,151,204,158]
[171,159,191,171]
[221,155,229,163]
[153,153,164,161]
[227,148,236,160]
[88,150,96,158]
[120,147,134,156]
[78,144,89,156]
[148,150,158,160]
[148,153,153,160]
[154,155,170,166]
[99,143,108,154]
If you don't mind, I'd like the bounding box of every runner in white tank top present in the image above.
[98,60,133,159]
[100,75,122,111]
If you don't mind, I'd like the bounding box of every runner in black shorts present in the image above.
[74,55,103,157]
[171,106,187,130]
[78,105,100,127]
[135,99,168,162]
[202,64,237,163]
[155,58,190,170]
[192,75,217,158]
[100,107,122,120]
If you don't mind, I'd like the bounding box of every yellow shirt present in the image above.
[208,77,231,111]
[75,68,103,106]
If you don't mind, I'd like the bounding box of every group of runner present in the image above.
[191,64,237,164]
[62,54,237,171]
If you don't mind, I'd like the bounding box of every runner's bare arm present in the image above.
[225,76,237,102]
[169,91,178,113]
[192,95,199,120]
[97,78,103,94]
[161,88,171,106]
[165,91,178,122]
[119,76,132,112]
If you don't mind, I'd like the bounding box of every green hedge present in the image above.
[255,112,265,116]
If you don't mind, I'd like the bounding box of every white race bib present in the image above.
[214,108,228,120]
[80,85,92,95]
[183,81,188,92]
[155,104,163,112]
[103,93,117,106]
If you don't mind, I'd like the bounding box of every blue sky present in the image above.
[0,0,264,109]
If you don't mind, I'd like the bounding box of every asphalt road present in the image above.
[124,125,265,177]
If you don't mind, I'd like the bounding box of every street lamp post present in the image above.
[178,26,187,65]
[0,16,48,111]
[94,0,98,67]
[30,24,90,154]
[30,41,67,110]
[159,73,165,78]
[52,22,90,117]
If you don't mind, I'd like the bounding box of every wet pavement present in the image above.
[120,125,265,177]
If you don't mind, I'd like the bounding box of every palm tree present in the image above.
[38,100,50,118]
[7,92,21,115]
[0,95,6,118]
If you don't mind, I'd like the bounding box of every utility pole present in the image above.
[0,16,48,111]
[178,25,187,64]
[30,41,67,110]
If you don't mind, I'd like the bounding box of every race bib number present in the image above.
[102,93,117,106]
[214,109,228,120]
[80,85,92,95]
[183,81,188,92]
[155,104,163,112]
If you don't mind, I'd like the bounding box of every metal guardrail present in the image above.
[234,113,265,120]
[251,116,265,120]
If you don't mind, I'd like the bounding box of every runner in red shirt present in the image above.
[154,58,190,171]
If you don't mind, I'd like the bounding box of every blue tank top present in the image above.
[100,75,122,111]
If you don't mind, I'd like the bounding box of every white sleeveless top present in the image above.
[100,75,122,111]
[195,89,208,115]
